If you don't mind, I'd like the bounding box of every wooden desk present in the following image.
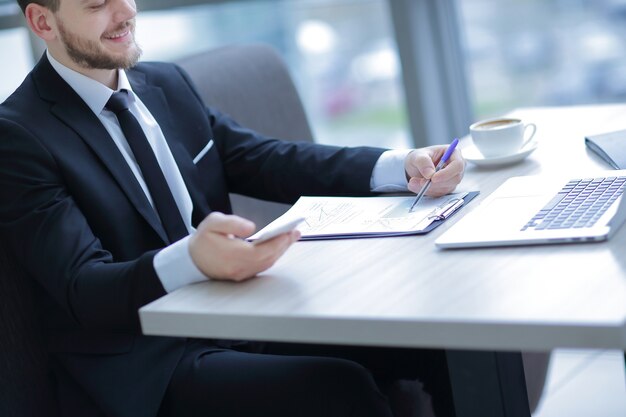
[140,105,626,417]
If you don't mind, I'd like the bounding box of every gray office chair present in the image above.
[176,44,551,415]
[176,43,314,229]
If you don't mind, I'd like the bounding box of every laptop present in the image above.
[435,170,626,248]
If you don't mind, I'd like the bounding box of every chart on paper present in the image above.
[253,192,470,239]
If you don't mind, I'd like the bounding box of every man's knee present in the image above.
[308,357,393,417]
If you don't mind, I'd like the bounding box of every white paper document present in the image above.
[249,192,473,241]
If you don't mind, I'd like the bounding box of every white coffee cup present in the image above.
[469,118,537,158]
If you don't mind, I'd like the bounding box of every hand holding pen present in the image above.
[407,139,465,212]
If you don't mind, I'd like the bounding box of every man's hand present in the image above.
[189,212,300,282]
[404,145,465,196]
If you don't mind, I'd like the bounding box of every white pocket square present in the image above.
[193,139,214,164]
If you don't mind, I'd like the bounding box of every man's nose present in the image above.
[112,0,137,24]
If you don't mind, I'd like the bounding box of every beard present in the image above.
[57,18,142,70]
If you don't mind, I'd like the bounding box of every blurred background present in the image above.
[3,0,626,148]
[0,2,625,416]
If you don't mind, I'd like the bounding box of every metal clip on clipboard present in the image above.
[426,193,468,222]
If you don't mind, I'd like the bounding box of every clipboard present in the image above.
[249,191,479,241]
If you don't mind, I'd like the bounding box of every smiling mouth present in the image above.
[104,30,130,40]
[103,21,135,41]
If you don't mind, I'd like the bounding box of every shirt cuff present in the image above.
[153,235,207,293]
[370,149,413,192]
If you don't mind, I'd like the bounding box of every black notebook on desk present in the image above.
[585,129,626,169]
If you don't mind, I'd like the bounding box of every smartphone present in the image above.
[249,217,305,245]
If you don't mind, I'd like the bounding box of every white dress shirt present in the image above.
[47,51,411,293]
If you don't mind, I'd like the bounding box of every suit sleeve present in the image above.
[0,118,165,332]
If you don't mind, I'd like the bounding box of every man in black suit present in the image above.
[0,1,465,416]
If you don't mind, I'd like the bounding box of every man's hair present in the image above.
[17,0,60,14]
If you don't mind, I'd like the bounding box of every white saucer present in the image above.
[464,141,539,167]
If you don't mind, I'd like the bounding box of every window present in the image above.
[459,0,626,119]
[0,27,33,101]
[137,0,411,148]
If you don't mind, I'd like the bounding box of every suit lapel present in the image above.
[34,56,169,243]
[128,70,212,225]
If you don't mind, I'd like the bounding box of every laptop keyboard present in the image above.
[521,176,626,231]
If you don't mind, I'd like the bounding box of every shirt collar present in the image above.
[46,50,137,115]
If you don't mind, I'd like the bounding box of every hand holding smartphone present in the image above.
[248,217,305,245]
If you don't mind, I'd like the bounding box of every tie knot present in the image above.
[106,91,130,114]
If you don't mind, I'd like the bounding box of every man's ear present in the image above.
[24,3,56,42]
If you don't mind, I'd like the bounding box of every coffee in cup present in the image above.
[469,118,537,158]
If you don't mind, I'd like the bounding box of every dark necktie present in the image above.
[106,91,188,242]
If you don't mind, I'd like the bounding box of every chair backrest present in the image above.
[0,244,59,417]
[176,43,315,228]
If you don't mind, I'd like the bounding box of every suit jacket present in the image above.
[0,55,385,417]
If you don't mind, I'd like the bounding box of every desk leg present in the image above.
[446,350,531,417]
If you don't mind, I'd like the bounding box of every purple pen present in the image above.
[408,138,459,213]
